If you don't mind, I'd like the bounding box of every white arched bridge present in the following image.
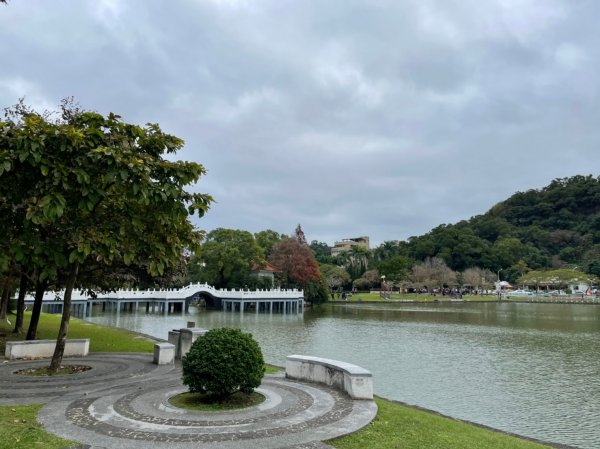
[22,283,305,317]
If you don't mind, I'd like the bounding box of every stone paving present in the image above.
[0,353,377,449]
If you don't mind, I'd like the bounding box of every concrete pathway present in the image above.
[0,353,377,449]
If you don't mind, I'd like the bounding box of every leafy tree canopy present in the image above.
[518,268,598,287]
[269,235,327,304]
[254,229,285,259]
[192,228,263,289]
[0,99,212,371]
[320,263,351,290]
[310,240,333,264]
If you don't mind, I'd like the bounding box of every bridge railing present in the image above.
[20,283,304,302]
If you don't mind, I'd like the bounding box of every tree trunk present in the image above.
[26,277,48,340]
[0,279,9,320]
[48,262,79,373]
[13,273,29,335]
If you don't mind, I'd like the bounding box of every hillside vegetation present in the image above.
[186,175,600,290]
[402,175,600,281]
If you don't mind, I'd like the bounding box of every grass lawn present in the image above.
[264,364,283,374]
[328,397,552,449]
[0,404,76,449]
[0,311,155,355]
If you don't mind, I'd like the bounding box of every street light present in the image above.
[497,268,503,301]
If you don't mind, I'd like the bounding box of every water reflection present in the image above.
[86,302,600,449]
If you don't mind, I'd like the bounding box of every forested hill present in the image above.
[404,175,600,280]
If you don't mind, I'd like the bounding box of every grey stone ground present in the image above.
[0,353,377,449]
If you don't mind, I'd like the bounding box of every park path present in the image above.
[0,353,377,449]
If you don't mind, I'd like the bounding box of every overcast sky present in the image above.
[2,0,599,247]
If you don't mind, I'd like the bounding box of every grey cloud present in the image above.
[2,0,599,246]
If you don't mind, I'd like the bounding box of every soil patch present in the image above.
[15,365,92,376]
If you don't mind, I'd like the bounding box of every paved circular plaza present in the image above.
[0,353,377,449]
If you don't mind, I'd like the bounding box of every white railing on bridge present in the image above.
[21,283,304,302]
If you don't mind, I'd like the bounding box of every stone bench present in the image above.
[153,342,175,365]
[5,339,90,360]
[285,355,373,400]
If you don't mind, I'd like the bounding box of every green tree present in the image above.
[471,216,515,242]
[320,263,351,294]
[587,261,600,277]
[196,228,263,288]
[336,246,371,281]
[377,256,409,281]
[1,101,212,372]
[310,240,333,264]
[254,229,285,259]
[491,238,546,272]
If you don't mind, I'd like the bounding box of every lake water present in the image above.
[85,302,600,449]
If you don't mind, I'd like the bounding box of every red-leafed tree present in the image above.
[270,239,320,284]
[269,228,328,304]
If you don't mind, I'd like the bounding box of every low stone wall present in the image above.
[285,354,373,400]
[5,339,90,360]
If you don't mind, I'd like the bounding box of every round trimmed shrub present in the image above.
[182,328,265,398]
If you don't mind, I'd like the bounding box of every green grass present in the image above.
[169,391,265,411]
[328,397,552,449]
[0,311,155,354]
[0,404,76,449]
[265,363,283,374]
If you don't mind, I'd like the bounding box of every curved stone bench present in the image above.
[5,339,89,360]
[285,354,373,399]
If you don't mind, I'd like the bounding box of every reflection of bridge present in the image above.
[22,283,305,317]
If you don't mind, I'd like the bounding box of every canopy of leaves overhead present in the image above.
[0,102,212,281]
[0,99,212,370]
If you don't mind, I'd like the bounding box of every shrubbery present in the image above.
[182,328,264,398]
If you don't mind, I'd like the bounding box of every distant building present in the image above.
[331,236,370,257]
[568,282,592,294]
[251,264,280,287]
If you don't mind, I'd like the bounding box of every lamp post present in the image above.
[380,275,386,300]
[497,268,502,301]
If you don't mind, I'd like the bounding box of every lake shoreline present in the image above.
[113,319,575,449]
[81,303,599,449]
